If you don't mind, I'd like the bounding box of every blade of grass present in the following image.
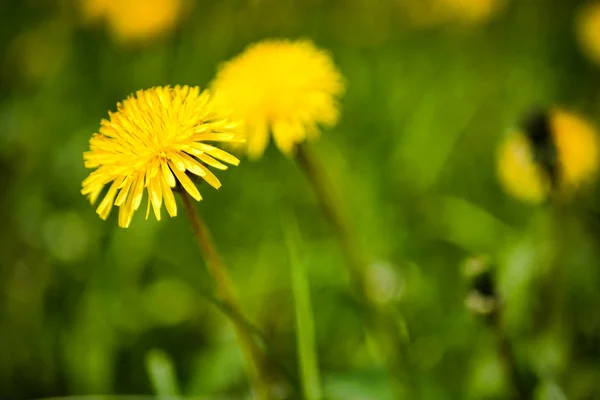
[282,213,322,400]
[145,348,181,398]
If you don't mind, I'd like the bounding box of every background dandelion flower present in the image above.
[577,1,600,66]
[80,0,184,44]
[497,109,599,203]
[81,85,241,228]
[210,39,345,159]
[440,0,505,25]
[552,109,599,191]
[497,131,550,203]
[398,0,505,28]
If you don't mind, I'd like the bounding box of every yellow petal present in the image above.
[186,159,222,189]
[118,188,136,228]
[131,171,146,211]
[148,175,163,221]
[168,160,202,201]
[96,177,123,220]
[197,144,240,166]
[161,174,177,217]
[88,185,104,205]
[114,175,134,206]
[247,120,269,160]
[161,161,176,187]
[198,153,228,170]
[193,133,236,142]
[273,120,302,156]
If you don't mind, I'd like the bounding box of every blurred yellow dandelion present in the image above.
[577,1,600,66]
[80,0,184,43]
[497,132,550,203]
[551,109,599,191]
[440,0,505,25]
[399,0,505,27]
[7,20,70,84]
[81,85,241,228]
[210,39,345,159]
[497,109,599,203]
[81,0,111,22]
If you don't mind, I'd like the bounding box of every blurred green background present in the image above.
[3,0,600,399]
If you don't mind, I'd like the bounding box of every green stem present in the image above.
[294,143,414,397]
[493,307,528,399]
[294,144,366,290]
[195,280,301,392]
[179,190,272,400]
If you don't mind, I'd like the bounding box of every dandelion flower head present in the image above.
[577,1,600,66]
[497,109,599,203]
[399,0,505,27]
[497,131,550,203]
[440,0,505,25]
[81,0,183,44]
[8,20,70,84]
[82,85,241,228]
[551,109,599,191]
[210,39,345,159]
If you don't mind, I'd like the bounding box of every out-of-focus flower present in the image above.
[81,85,242,228]
[80,0,184,44]
[398,0,447,28]
[210,39,345,159]
[497,109,599,203]
[365,261,405,306]
[553,110,599,190]
[81,0,111,22]
[462,255,498,318]
[398,0,506,28]
[497,131,549,203]
[577,1,600,66]
[440,0,505,25]
[6,19,71,85]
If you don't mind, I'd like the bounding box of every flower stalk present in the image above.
[294,143,414,396]
[179,190,272,400]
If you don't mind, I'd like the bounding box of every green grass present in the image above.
[2,1,600,399]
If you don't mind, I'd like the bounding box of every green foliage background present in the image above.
[3,0,600,399]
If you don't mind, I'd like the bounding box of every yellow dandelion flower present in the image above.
[551,109,599,191]
[80,0,111,22]
[7,19,70,84]
[399,0,447,28]
[497,131,550,203]
[577,1,600,66]
[440,0,505,25]
[80,0,184,44]
[398,0,505,28]
[210,39,345,159]
[497,109,599,203]
[81,85,241,228]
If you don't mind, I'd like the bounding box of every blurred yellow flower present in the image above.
[497,109,599,203]
[552,110,599,191]
[440,0,505,25]
[6,19,70,84]
[81,0,111,21]
[497,132,549,203]
[399,0,505,27]
[82,85,241,228]
[577,1,600,66]
[210,39,345,159]
[80,0,184,43]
